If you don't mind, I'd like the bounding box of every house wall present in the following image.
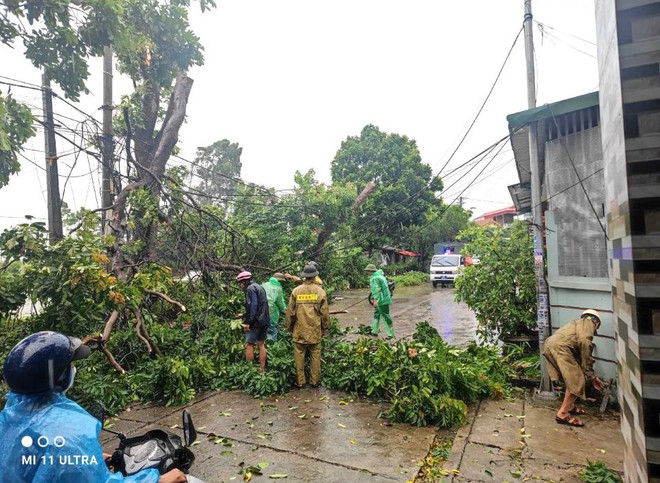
[544,125,608,279]
[546,211,615,381]
[597,0,660,480]
[538,116,615,379]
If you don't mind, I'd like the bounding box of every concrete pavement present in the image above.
[443,390,624,482]
[101,387,624,482]
[101,388,436,482]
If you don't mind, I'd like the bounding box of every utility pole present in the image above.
[101,45,114,235]
[41,74,63,243]
[524,0,554,396]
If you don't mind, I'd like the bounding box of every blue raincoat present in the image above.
[0,391,160,483]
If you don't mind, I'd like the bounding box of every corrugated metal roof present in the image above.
[506,91,599,130]
[508,182,531,213]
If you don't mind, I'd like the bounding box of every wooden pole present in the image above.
[524,0,554,395]
[101,46,114,235]
[41,75,63,243]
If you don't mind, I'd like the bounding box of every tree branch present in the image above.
[144,289,186,313]
[131,307,152,353]
[81,334,125,374]
[102,310,120,341]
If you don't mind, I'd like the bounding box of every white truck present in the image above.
[429,253,464,288]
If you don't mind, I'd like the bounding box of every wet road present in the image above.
[330,283,479,347]
[101,283,476,482]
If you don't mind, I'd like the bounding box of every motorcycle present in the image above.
[90,402,207,483]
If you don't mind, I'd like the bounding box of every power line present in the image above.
[536,25,596,59]
[534,20,596,47]
[17,151,97,179]
[442,156,515,199]
[433,25,524,178]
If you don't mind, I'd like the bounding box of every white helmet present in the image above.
[581,309,601,323]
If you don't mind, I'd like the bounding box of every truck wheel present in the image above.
[432,281,438,288]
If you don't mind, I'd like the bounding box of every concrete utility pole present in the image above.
[41,74,63,243]
[101,45,114,235]
[523,0,554,395]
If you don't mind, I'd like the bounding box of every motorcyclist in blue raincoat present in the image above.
[0,331,187,483]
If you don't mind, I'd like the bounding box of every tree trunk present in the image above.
[130,73,194,262]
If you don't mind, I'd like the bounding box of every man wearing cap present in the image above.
[543,309,605,427]
[365,264,395,339]
[262,273,288,343]
[236,271,271,372]
[0,331,186,482]
[285,264,330,388]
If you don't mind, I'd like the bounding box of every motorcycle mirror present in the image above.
[88,402,107,425]
[182,410,197,447]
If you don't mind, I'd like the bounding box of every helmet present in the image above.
[307,261,319,270]
[581,309,601,322]
[236,271,252,282]
[300,264,319,279]
[3,331,91,394]
[364,263,378,272]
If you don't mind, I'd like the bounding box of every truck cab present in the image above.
[429,253,464,287]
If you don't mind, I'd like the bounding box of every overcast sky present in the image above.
[0,0,599,233]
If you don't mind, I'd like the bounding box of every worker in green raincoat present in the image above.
[263,273,287,342]
[365,264,395,339]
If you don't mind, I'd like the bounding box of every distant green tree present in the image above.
[404,204,473,265]
[331,124,443,251]
[193,140,243,207]
[228,170,359,288]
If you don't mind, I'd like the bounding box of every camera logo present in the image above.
[21,434,98,466]
[21,435,66,448]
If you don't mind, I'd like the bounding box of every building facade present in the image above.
[507,93,616,382]
[597,1,660,480]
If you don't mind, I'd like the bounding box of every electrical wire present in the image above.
[536,25,596,59]
[534,20,596,47]
[432,25,523,178]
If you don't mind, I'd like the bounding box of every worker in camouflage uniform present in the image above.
[262,273,287,343]
[365,264,395,339]
[285,264,330,388]
[543,309,605,427]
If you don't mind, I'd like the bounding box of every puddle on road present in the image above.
[330,283,478,347]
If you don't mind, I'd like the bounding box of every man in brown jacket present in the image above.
[285,264,330,388]
[543,309,605,427]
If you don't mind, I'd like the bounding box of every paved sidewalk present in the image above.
[101,388,436,482]
[101,387,624,482]
[443,390,623,482]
